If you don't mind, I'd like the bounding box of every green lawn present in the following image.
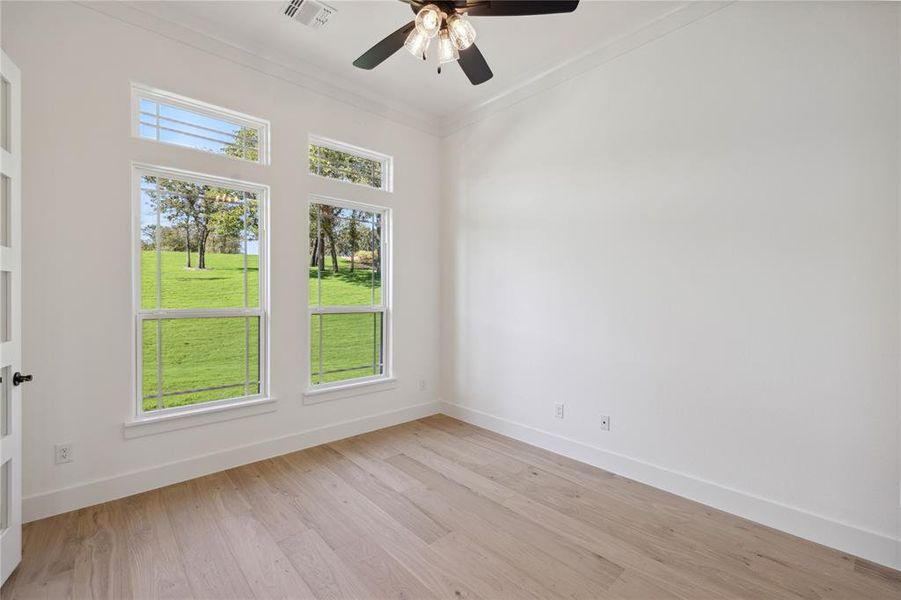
[141,250,259,309]
[309,257,384,385]
[141,251,381,411]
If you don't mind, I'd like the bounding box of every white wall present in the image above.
[441,2,901,568]
[2,1,441,518]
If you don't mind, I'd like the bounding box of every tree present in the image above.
[225,127,259,162]
[210,198,259,254]
[145,176,204,268]
[309,145,382,189]
[346,211,360,272]
[309,204,340,273]
[146,176,257,269]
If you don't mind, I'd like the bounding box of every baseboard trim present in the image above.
[441,401,901,571]
[23,401,440,522]
[22,398,900,571]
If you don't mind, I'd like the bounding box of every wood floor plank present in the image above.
[160,480,256,599]
[290,446,483,599]
[386,430,727,599]
[424,420,897,599]
[388,454,626,598]
[428,530,563,600]
[71,502,133,600]
[261,456,364,551]
[333,536,438,600]
[319,444,450,544]
[120,490,193,600]
[327,434,424,493]
[4,416,900,600]
[277,529,372,600]
[2,511,80,599]
[193,472,316,600]
[226,462,309,543]
[421,424,835,599]
[459,423,860,578]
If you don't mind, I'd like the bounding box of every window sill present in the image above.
[303,377,397,405]
[123,397,277,439]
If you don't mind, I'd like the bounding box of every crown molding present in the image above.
[76,1,442,137]
[438,1,733,136]
[77,1,731,139]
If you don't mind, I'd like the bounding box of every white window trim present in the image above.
[130,162,270,425]
[307,194,392,397]
[308,134,393,192]
[302,377,398,406]
[123,397,277,439]
[131,82,271,165]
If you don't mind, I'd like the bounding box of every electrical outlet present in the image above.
[554,403,565,419]
[600,415,611,431]
[54,443,73,464]
[419,379,427,392]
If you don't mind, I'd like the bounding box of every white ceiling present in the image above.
[124,1,687,118]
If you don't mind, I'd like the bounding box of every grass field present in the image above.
[141,250,381,411]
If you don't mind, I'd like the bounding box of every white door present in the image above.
[0,49,24,586]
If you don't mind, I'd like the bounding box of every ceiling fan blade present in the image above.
[463,1,579,17]
[458,43,493,85]
[353,21,416,70]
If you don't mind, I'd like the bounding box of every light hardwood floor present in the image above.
[3,415,900,599]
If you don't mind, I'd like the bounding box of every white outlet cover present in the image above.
[54,443,73,464]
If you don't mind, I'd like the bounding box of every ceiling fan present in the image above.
[353,1,580,85]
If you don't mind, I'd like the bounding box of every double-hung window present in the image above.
[135,165,267,417]
[309,198,389,388]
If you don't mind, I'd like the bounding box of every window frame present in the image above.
[131,83,271,165]
[307,194,392,393]
[131,162,269,421]
[308,135,394,192]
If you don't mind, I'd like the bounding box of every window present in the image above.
[309,136,392,191]
[309,198,389,388]
[132,84,269,164]
[135,165,267,416]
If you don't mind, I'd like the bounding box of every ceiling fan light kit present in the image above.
[414,3,443,38]
[353,1,580,86]
[404,27,431,58]
[406,4,473,61]
[446,13,476,51]
[437,29,460,64]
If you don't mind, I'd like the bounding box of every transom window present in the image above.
[309,136,392,191]
[132,84,269,164]
[309,198,389,387]
[135,165,267,416]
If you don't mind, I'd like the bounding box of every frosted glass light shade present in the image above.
[415,4,442,38]
[437,29,459,64]
[404,28,431,58]
[447,14,476,51]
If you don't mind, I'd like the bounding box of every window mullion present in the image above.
[318,313,324,385]
[370,213,375,306]
[154,177,163,410]
[308,306,385,315]
[243,193,250,397]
